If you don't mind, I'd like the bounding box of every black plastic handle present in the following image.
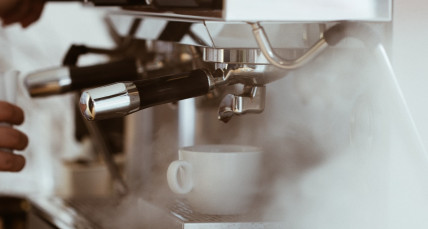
[70,58,141,91]
[62,44,89,66]
[133,69,211,109]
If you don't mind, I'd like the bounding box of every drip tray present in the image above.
[66,197,284,229]
[169,200,284,229]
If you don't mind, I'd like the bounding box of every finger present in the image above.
[0,101,25,125]
[0,127,28,150]
[1,0,31,26]
[0,0,21,16]
[0,151,25,172]
[20,0,45,28]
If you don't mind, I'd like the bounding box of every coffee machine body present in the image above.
[25,1,409,228]
[98,1,399,228]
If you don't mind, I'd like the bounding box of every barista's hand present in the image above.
[0,101,28,172]
[0,0,46,28]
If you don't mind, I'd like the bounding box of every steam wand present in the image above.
[250,22,381,69]
[250,22,329,70]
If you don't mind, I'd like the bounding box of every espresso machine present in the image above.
[22,1,404,228]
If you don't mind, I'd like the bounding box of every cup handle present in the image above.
[167,160,193,194]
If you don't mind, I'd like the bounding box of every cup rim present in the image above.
[180,144,262,154]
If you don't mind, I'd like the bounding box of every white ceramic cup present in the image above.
[167,144,262,215]
[0,70,20,153]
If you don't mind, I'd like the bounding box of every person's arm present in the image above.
[0,0,46,28]
[0,101,28,172]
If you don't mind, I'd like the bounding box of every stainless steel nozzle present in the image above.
[79,82,140,121]
[25,67,71,97]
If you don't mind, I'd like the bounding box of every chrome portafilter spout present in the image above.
[210,64,281,123]
[218,86,266,123]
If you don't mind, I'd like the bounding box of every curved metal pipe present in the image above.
[250,22,328,70]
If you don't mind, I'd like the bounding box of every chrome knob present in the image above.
[79,82,140,121]
[25,67,71,97]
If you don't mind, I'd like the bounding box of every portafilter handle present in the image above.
[25,58,141,97]
[79,69,213,120]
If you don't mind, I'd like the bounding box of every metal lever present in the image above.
[218,86,266,123]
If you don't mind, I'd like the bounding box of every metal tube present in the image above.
[250,22,328,70]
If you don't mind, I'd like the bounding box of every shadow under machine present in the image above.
[22,0,393,228]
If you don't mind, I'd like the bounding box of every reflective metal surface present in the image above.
[80,82,140,120]
[204,48,307,64]
[169,199,283,229]
[80,68,214,121]
[106,14,326,49]
[79,63,287,121]
[218,86,266,123]
[118,0,391,21]
[251,22,329,70]
[64,197,283,229]
[25,67,71,97]
[204,48,266,64]
[212,64,288,86]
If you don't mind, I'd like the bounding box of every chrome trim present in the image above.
[201,68,216,90]
[218,86,266,123]
[115,0,391,22]
[24,67,71,97]
[105,14,326,49]
[250,22,329,70]
[203,48,307,64]
[212,64,288,87]
[79,82,140,121]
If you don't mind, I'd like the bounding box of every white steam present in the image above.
[261,39,428,228]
